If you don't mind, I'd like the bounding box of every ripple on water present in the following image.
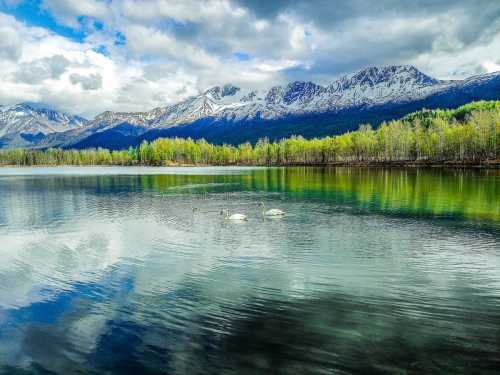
[0,167,499,374]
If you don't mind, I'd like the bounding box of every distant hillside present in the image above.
[402,100,500,123]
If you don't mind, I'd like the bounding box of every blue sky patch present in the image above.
[234,52,251,61]
[0,0,86,42]
[93,45,110,56]
[114,31,127,46]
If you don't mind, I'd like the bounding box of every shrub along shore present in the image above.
[0,101,498,168]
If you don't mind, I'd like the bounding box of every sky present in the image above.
[0,0,499,118]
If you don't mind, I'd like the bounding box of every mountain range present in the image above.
[0,103,86,148]
[1,65,499,150]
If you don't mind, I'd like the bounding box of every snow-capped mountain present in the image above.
[167,65,444,121]
[0,103,87,148]
[0,103,86,137]
[76,65,490,131]
[1,65,499,149]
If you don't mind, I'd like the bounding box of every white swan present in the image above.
[260,202,285,217]
[220,209,248,221]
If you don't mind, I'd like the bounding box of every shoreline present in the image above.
[1,160,499,169]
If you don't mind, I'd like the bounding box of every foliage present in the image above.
[0,101,498,166]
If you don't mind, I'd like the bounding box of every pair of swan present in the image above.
[220,202,285,221]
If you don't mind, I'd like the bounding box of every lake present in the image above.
[0,166,499,374]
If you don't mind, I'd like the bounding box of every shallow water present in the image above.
[0,166,499,374]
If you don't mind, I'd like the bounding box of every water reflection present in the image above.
[0,167,499,374]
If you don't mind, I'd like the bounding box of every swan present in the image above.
[260,202,285,217]
[220,209,248,221]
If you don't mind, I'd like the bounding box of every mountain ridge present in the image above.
[0,103,87,148]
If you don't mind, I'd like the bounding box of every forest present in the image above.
[0,101,498,166]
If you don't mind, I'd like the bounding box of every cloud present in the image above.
[40,0,108,28]
[0,15,23,61]
[69,72,102,90]
[0,0,498,117]
[232,0,500,78]
[14,55,70,83]
[483,61,500,74]
[123,24,219,69]
[0,27,22,61]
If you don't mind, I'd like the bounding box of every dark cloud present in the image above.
[235,0,500,54]
[69,72,102,90]
[235,0,499,25]
[119,0,499,84]
[233,0,294,18]
[14,55,70,83]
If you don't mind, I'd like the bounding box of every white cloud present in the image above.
[0,26,22,61]
[118,0,245,23]
[41,0,108,28]
[482,61,500,74]
[0,10,204,117]
[0,13,24,61]
[123,24,219,69]
[411,31,500,79]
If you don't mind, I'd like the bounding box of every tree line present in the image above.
[0,101,498,166]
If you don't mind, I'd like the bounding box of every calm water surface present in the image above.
[0,167,499,374]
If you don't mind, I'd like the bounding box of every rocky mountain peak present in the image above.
[265,86,285,105]
[221,84,240,97]
[283,81,325,105]
[331,65,439,92]
[205,84,241,100]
